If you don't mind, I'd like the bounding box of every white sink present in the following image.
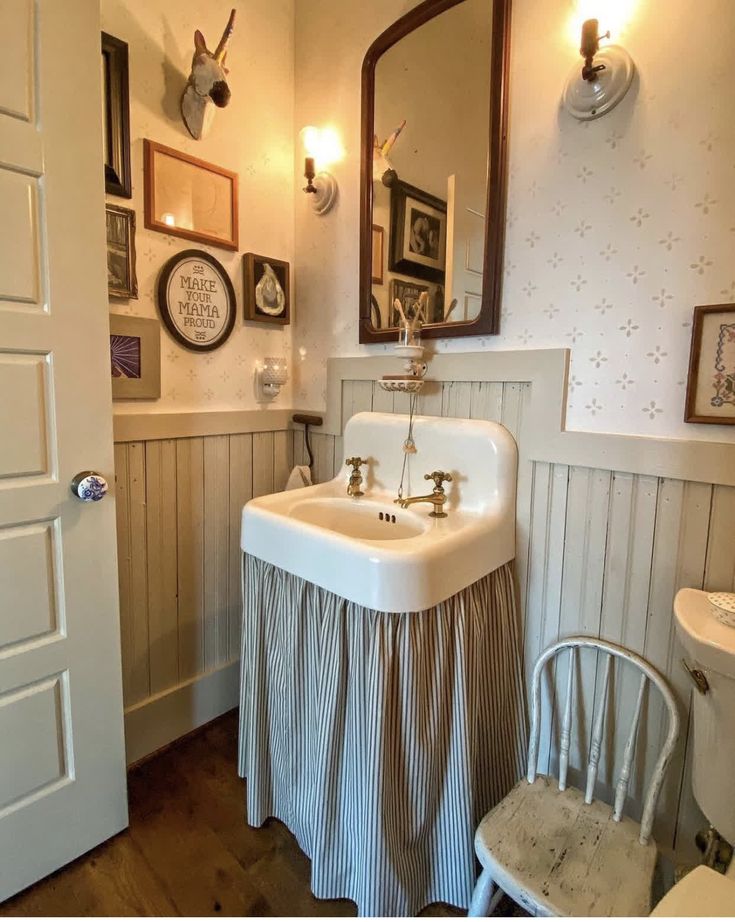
[289,497,427,540]
[241,412,517,612]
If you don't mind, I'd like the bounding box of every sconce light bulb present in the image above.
[580,17,599,58]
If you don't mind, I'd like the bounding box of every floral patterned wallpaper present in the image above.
[292,0,735,441]
[102,0,295,414]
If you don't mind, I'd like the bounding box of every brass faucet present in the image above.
[395,471,453,518]
[345,457,367,497]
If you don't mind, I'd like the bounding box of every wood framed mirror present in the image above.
[359,0,511,342]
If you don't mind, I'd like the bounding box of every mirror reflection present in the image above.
[370,0,493,331]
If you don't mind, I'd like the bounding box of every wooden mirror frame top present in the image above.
[359,0,512,343]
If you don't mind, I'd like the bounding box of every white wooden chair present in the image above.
[468,636,680,917]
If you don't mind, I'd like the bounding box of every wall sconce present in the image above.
[562,17,635,120]
[301,125,340,215]
[260,356,288,399]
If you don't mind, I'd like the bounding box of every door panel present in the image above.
[0,0,127,902]
[0,0,34,123]
[0,519,61,651]
[0,170,43,306]
[0,351,51,479]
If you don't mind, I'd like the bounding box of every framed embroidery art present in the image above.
[157,250,236,351]
[685,303,735,425]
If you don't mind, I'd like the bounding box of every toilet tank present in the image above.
[674,588,735,845]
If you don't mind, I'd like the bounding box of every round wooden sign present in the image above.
[157,250,236,352]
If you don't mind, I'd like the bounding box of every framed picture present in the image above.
[157,249,236,351]
[389,278,430,326]
[389,179,447,283]
[144,139,239,251]
[101,32,131,198]
[243,253,290,325]
[106,204,138,299]
[109,315,160,399]
[371,224,384,284]
[685,303,735,425]
[370,294,382,330]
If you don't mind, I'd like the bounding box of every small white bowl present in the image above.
[708,592,735,628]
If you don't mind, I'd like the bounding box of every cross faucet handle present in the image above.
[346,457,367,472]
[425,471,453,490]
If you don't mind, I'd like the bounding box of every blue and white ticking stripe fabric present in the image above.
[238,556,527,916]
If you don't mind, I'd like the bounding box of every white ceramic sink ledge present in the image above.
[241,412,518,612]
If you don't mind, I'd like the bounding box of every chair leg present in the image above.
[468,867,497,917]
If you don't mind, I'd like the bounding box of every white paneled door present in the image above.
[0,0,127,902]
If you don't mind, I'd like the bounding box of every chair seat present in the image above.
[474,776,657,917]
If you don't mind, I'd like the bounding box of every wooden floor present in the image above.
[2,711,516,917]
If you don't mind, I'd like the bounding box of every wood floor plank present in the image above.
[0,711,472,918]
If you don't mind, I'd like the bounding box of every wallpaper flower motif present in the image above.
[290,0,735,443]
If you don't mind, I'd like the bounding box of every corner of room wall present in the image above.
[102,0,296,415]
[291,0,735,443]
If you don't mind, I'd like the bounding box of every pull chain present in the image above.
[397,392,417,500]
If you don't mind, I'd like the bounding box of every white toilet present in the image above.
[654,588,735,914]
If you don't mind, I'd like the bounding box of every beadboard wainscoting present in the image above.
[113,413,293,764]
[301,353,735,865]
[111,351,735,866]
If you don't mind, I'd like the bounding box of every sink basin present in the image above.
[289,497,426,540]
[241,412,517,612]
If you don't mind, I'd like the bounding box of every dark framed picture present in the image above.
[685,303,735,425]
[157,249,236,352]
[144,139,239,251]
[243,253,290,325]
[370,294,382,330]
[371,224,384,284]
[389,278,430,326]
[109,315,160,399]
[106,204,138,299]
[101,32,132,199]
[389,179,447,283]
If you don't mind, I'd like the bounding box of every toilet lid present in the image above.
[651,866,735,916]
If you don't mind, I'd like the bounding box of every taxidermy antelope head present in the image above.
[181,9,236,140]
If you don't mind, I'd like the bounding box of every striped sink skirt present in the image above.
[237,555,527,916]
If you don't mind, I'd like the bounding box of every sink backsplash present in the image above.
[341,412,517,515]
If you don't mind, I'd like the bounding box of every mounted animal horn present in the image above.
[214,9,236,62]
[181,8,236,140]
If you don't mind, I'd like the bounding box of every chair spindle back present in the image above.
[526,636,679,845]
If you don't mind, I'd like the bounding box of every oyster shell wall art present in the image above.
[243,253,291,326]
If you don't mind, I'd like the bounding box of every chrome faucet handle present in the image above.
[425,471,453,490]
[346,457,367,472]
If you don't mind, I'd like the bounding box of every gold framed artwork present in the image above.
[109,314,161,400]
[371,224,384,285]
[143,139,239,251]
[106,204,138,299]
[243,253,290,325]
[685,303,735,425]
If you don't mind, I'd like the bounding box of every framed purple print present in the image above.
[109,314,161,400]
[685,303,735,425]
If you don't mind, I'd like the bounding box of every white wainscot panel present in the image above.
[0,0,34,122]
[0,673,71,817]
[0,168,42,308]
[0,351,51,481]
[0,520,62,652]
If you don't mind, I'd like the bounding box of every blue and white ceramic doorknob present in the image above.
[70,471,109,502]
